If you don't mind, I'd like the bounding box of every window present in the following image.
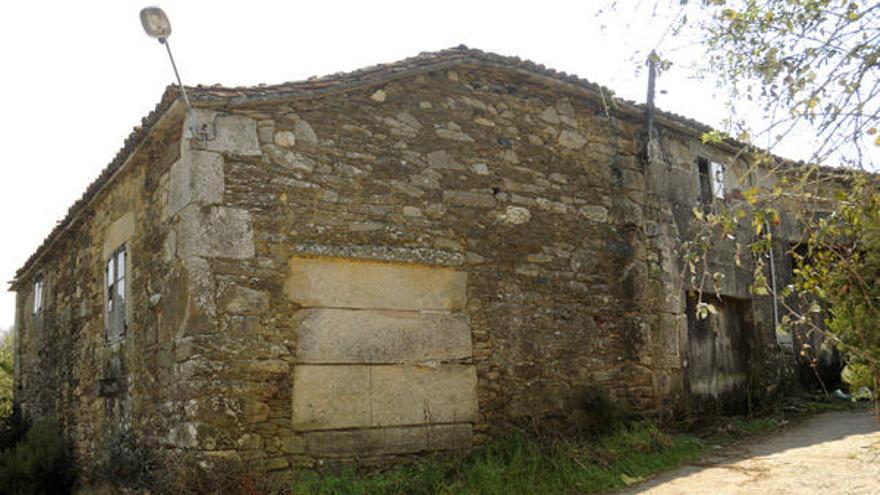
[710,162,725,199]
[105,246,127,342]
[33,276,44,315]
[698,158,726,208]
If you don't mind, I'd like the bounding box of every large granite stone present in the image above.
[203,114,261,156]
[176,205,255,259]
[168,149,224,218]
[284,257,466,311]
[295,308,472,364]
[292,364,478,430]
[304,423,472,456]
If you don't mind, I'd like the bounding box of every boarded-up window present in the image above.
[105,246,127,342]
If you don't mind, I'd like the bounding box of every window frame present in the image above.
[697,157,726,209]
[32,275,44,316]
[104,245,128,343]
[710,161,725,200]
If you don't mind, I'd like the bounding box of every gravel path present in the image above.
[622,408,880,495]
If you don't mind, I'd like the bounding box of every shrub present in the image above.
[90,429,158,490]
[841,363,875,392]
[0,419,74,495]
[0,405,29,452]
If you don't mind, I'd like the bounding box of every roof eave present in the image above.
[10,97,187,290]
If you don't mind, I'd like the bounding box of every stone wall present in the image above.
[162,63,793,468]
[12,107,185,469]
[13,60,800,475]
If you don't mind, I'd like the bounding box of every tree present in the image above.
[701,0,880,167]
[602,0,880,412]
[691,0,880,405]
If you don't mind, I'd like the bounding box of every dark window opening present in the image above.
[698,157,726,210]
[105,246,127,342]
[698,158,713,209]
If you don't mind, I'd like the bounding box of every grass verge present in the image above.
[291,396,861,495]
[293,422,704,495]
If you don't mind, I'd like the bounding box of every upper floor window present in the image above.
[33,276,44,315]
[105,246,127,342]
[698,158,726,207]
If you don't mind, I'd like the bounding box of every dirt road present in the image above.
[623,408,880,495]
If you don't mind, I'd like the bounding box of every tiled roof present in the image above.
[9,45,773,282]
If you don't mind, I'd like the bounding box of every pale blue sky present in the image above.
[0,0,870,330]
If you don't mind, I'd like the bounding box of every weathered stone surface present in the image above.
[501,206,531,225]
[168,150,224,218]
[292,366,370,430]
[204,114,261,156]
[436,123,473,142]
[556,98,577,127]
[274,130,296,147]
[284,257,467,311]
[559,129,587,149]
[443,190,497,208]
[304,423,472,456]
[292,364,478,430]
[257,121,275,144]
[219,284,270,315]
[177,205,256,259]
[578,205,608,223]
[427,150,465,170]
[183,256,217,329]
[264,145,315,173]
[102,211,135,259]
[471,162,490,175]
[294,309,472,363]
[402,206,422,217]
[539,106,560,124]
[294,119,319,144]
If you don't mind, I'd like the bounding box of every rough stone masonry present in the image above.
[10,46,816,474]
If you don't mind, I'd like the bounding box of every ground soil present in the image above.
[622,407,880,495]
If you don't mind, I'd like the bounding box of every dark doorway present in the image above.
[685,293,754,412]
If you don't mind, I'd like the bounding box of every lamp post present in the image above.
[139,7,199,139]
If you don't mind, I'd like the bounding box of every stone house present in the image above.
[11,47,811,471]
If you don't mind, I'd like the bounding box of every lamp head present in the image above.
[140,7,172,41]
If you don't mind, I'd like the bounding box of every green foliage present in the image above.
[0,330,13,419]
[0,406,29,453]
[698,0,880,165]
[0,419,74,495]
[624,0,880,402]
[789,180,880,384]
[841,363,875,392]
[292,424,705,495]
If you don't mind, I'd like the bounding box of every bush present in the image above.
[841,363,875,392]
[0,419,74,495]
[0,406,29,452]
[90,429,159,490]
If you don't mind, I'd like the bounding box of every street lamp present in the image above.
[139,7,199,139]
